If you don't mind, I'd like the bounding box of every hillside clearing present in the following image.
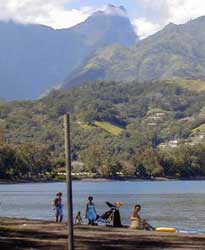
[166,79,205,92]
[94,121,124,135]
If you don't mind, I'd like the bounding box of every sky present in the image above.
[1,0,205,39]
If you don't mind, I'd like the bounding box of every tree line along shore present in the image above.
[0,142,205,181]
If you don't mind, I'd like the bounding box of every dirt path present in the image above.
[0,217,204,250]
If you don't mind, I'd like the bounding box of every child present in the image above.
[75,211,83,225]
[130,204,155,231]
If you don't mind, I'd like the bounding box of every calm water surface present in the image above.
[0,181,204,233]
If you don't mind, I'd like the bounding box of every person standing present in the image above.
[53,192,63,223]
[85,196,97,225]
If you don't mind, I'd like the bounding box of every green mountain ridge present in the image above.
[64,16,205,88]
[0,80,205,153]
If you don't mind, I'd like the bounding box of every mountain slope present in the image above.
[64,16,205,88]
[0,5,137,100]
[0,78,205,166]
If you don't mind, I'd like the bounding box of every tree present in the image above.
[16,143,53,178]
[133,147,164,177]
[0,144,17,179]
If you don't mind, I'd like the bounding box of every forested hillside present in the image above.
[0,79,205,179]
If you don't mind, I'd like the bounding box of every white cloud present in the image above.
[134,0,205,39]
[0,0,95,29]
[133,18,161,39]
[1,0,205,38]
[166,0,205,24]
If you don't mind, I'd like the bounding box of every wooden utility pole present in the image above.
[64,114,74,250]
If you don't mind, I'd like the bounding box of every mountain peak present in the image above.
[104,4,128,16]
[93,4,128,18]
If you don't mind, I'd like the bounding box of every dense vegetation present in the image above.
[0,79,205,180]
[0,143,54,180]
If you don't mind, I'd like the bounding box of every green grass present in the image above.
[166,79,205,92]
[0,225,16,232]
[192,124,205,133]
[94,121,124,136]
[80,123,93,130]
[79,121,124,135]
[147,108,167,115]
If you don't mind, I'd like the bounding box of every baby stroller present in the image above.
[97,201,123,227]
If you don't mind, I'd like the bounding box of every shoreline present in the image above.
[0,179,63,185]
[1,177,205,184]
[2,216,204,235]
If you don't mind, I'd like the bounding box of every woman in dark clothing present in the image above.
[53,192,63,223]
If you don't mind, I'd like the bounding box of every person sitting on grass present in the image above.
[130,204,155,231]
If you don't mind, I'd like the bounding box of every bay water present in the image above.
[0,181,204,234]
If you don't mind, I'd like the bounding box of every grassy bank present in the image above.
[0,217,205,250]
